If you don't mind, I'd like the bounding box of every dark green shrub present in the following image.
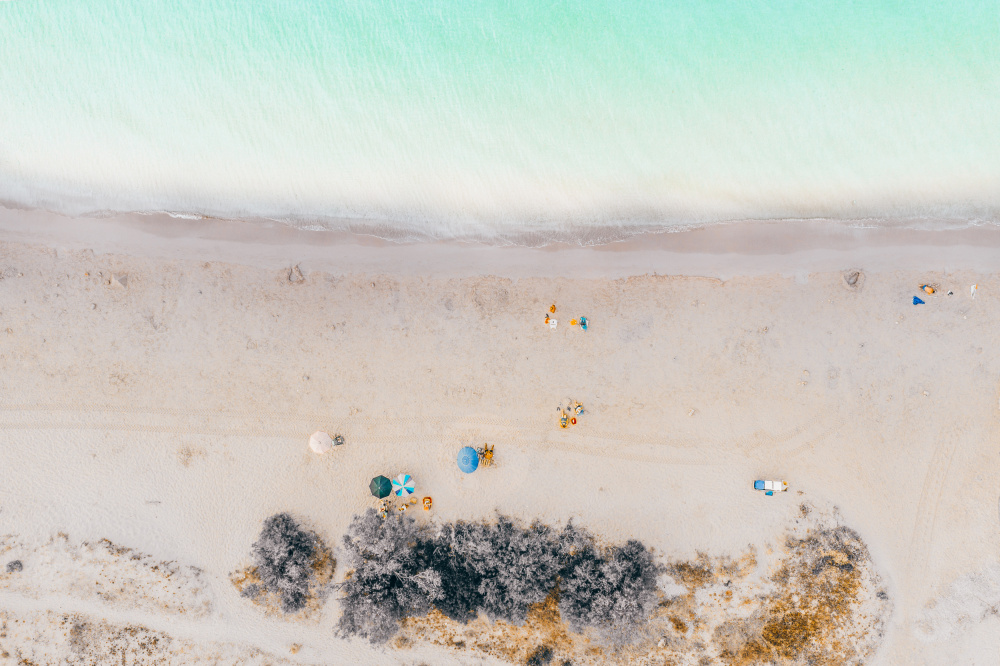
[250,513,317,613]
[337,512,658,644]
[557,527,659,639]
[337,509,442,643]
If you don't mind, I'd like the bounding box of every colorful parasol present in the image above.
[392,473,415,497]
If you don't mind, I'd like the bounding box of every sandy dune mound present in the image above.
[915,563,1000,642]
[0,534,212,618]
[0,610,291,665]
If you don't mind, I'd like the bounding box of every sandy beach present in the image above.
[1,209,999,664]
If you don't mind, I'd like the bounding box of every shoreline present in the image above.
[4,205,1000,279]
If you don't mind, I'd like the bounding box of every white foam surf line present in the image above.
[4,206,1000,280]
[50,209,1000,246]
[6,189,1000,246]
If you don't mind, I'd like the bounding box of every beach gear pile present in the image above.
[558,400,586,429]
[912,282,978,305]
[457,444,496,472]
[371,474,426,517]
[544,303,588,331]
[309,431,345,454]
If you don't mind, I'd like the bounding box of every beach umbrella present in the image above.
[369,475,392,498]
[457,446,479,473]
[309,431,333,454]
[392,473,415,497]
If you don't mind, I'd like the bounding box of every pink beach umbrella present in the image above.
[309,431,333,454]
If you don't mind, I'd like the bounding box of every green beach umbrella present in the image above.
[369,475,392,499]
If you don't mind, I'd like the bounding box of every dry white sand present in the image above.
[0,210,999,664]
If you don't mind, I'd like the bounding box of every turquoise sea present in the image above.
[1,0,999,243]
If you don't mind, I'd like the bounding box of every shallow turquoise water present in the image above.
[1,0,999,241]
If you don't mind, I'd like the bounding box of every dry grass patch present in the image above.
[402,591,582,665]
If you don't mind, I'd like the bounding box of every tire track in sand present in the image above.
[903,423,964,590]
[0,402,835,469]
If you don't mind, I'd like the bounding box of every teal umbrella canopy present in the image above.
[369,475,392,498]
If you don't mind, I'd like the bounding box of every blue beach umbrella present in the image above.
[457,446,479,473]
[392,473,415,497]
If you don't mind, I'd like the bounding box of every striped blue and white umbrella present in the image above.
[392,473,415,497]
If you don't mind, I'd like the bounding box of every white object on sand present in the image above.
[753,480,788,494]
[309,431,334,454]
[549,319,557,329]
[971,284,978,298]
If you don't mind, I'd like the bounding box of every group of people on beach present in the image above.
[559,401,585,429]
[544,303,588,331]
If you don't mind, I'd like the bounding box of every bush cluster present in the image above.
[337,509,443,643]
[557,524,659,638]
[247,513,319,613]
[338,510,660,644]
[421,516,562,625]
